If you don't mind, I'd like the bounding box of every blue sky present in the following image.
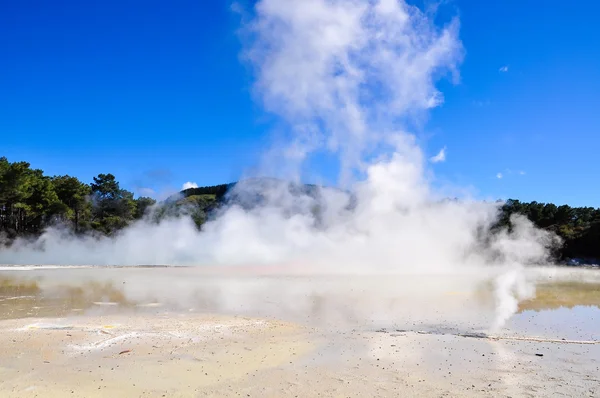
[1,1,599,206]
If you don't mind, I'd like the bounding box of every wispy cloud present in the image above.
[472,100,490,107]
[497,169,526,180]
[499,65,509,73]
[506,168,526,176]
[230,1,242,14]
[137,187,156,197]
[182,182,199,190]
[430,146,447,163]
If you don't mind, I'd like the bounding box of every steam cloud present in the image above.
[0,0,557,330]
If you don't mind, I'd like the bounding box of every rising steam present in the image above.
[0,0,557,330]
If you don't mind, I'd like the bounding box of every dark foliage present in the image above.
[495,199,600,262]
[180,184,232,200]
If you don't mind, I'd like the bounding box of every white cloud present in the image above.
[430,146,447,163]
[499,65,509,73]
[182,182,199,190]
[504,169,526,177]
[496,173,503,179]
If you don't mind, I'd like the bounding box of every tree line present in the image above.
[0,156,156,238]
[1,156,599,262]
[496,199,600,262]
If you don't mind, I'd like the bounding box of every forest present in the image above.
[1,156,599,263]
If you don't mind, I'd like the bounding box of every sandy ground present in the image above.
[0,312,598,397]
[0,267,599,397]
[0,314,314,397]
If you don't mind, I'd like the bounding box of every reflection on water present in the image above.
[507,305,599,341]
[509,280,600,340]
[0,275,141,320]
[519,281,600,311]
[0,266,599,340]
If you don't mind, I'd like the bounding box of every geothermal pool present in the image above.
[0,266,598,397]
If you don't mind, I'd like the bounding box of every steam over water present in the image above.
[0,0,559,330]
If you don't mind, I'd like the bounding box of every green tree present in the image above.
[90,174,136,234]
[0,158,30,232]
[540,203,558,228]
[23,169,64,231]
[0,159,63,234]
[51,175,92,232]
[555,205,574,225]
[134,197,156,219]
